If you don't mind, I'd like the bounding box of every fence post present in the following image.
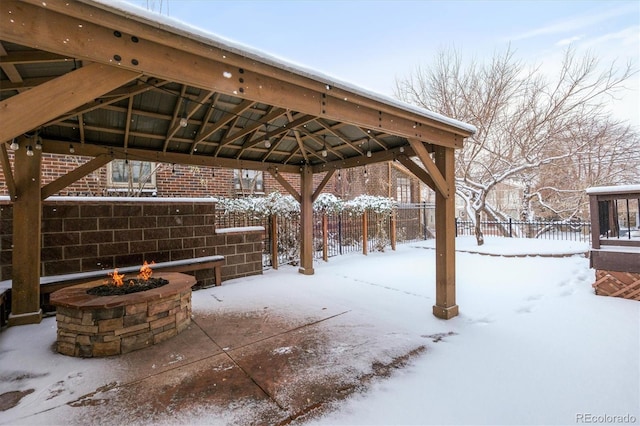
[270,214,278,269]
[422,203,428,240]
[338,213,343,255]
[509,218,513,238]
[322,213,328,262]
[362,211,368,255]
[455,217,458,237]
[390,211,397,251]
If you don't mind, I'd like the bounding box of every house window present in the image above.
[234,169,264,193]
[107,160,156,190]
[397,177,411,204]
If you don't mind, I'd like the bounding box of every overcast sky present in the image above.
[123,0,639,128]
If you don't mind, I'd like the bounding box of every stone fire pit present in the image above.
[50,272,196,357]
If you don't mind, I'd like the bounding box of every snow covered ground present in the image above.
[1,236,638,425]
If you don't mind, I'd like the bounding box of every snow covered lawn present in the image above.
[0,237,637,425]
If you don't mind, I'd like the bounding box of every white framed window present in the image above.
[396,176,411,204]
[234,169,263,193]
[107,160,156,189]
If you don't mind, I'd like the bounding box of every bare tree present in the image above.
[395,46,638,245]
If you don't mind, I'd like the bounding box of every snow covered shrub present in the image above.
[313,193,343,214]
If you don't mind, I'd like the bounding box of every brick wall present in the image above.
[0,153,408,200]
[0,198,263,286]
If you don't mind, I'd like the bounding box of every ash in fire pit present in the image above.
[87,261,169,296]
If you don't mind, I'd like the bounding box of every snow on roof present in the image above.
[82,0,476,135]
[585,184,640,195]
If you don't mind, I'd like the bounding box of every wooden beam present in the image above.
[48,78,169,127]
[2,1,470,147]
[433,146,458,320]
[8,138,43,326]
[40,139,302,174]
[312,169,335,202]
[268,168,301,203]
[41,154,112,199]
[396,154,436,192]
[312,145,411,174]
[0,62,139,143]
[0,143,17,201]
[191,99,254,154]
[298,165,315,275]
[408,138,449,198]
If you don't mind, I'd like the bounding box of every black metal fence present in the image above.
[217,206,592,269]
[455,218,591,242]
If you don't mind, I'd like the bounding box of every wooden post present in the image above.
[298,165,314,275]
[433,146,458,319]
[362,212,368,255]
[9,138,43,326]
[589,195,600,249]
[270,214,279,269]
[322,213,328,262]
[391,211,397,251]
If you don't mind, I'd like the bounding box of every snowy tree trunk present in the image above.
[474,209,484,246]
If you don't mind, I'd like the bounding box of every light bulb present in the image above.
[35,136,43,150]
[322,149,328,157]
[399,146,405,153]
[69,144,75,154]
[10,140,19,150]
[265,140,271,148]
[366,150,372,158]
[26,146,34,157]
[179,117,188,127]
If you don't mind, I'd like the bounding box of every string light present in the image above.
[366,138,372,157]
[9,139,19,150]
[322,135,328,157]
[69,144,75,154]
[265,139,271,148]
[35,135,43,150]
[179,99,188,127]
[26,146,34,157]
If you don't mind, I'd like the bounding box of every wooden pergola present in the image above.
[0,0,475,326]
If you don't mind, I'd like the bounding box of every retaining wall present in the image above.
[0,197,263,289]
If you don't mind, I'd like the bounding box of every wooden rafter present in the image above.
[192,99,253,154]
[0,43,24,89]
[47,78,169,126]
[216,107,286,151]
[163,85,189,152]
[0,62,139,143]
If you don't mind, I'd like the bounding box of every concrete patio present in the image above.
[0,254,429,425]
